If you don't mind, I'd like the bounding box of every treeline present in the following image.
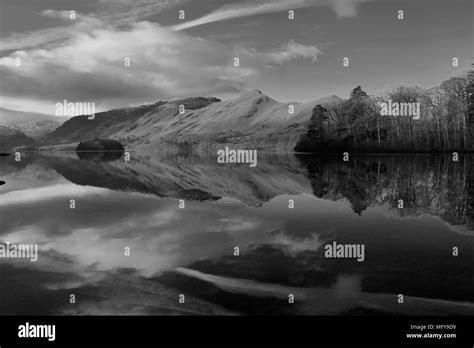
[295,73,472,153]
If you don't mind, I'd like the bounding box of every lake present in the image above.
[0,152,473,315]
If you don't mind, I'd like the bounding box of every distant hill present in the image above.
[41,91,342,152]
[0,125,37,150]
[0,107,57,125]
[11,119,64,140]
[0,107,66,140]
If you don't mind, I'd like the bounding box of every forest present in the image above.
[295,72,473,153]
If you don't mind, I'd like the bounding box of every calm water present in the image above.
[0,152,473,315]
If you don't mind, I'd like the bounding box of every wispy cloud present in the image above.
[0,0,187,51]
[329,0,364,17]
[172,0,368,31]
[0,13,102,52]
[266,40,322,64]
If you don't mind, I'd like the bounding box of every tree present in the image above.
[387,85,425,150]
[350,86,368,100]
[346,86,371,150]
[294,104,328,152]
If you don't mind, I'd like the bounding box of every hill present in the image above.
[41,91,342,152]
[0,125,37,151]
[0,107,66,140]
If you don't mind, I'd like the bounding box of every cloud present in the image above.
[0,1,328,111]
[234,40,322,69]
[266,40,322,64]
[0,14,104,52]
[0,0,187,51]
[172,0,368,31]
[0,21,250,110]
[0,19,319,111]
[95,0,189,24]
[330,0,361,17]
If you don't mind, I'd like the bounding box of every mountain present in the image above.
[41,97,220,147]
[41,91,342,152]
[0,125,37,150]
[0,107,66,140]
[0,107,57,125]
[11,119,65,140]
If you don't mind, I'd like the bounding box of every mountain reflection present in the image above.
[14,152,472,233]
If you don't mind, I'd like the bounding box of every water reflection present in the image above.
[298,155,474,232]
[76,150,124,163]
[0,153,473,315]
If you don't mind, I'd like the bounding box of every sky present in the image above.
[0,0,472,114]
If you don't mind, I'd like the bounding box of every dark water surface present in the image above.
[0,152,473,315]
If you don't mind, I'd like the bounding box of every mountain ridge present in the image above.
[40,90,343,152]
[0,107,67,141]
[0,125,37,150]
